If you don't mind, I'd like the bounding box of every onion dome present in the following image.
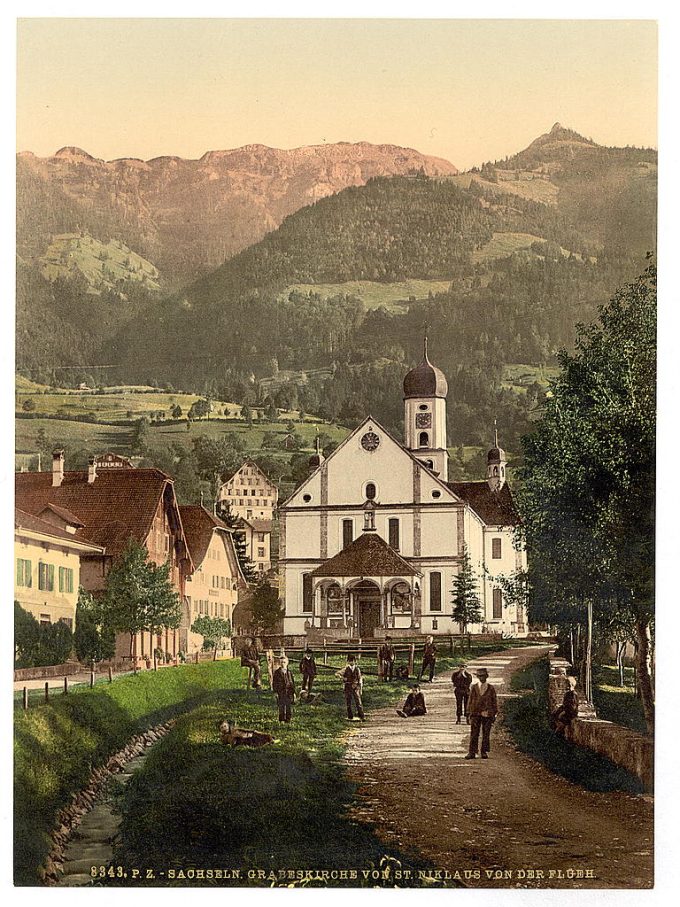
[487,422,506,462]
[403,337,448,399]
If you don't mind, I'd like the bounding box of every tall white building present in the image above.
[279,343,527,638]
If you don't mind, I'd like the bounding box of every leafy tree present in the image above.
[73,588,115,663]
[22,398,36,412]
[38,620,75,666]
[102,539,181,664]
[190,615,232,656]
[170,404,183,419]
[451,545,483,634]
[14,602,40,668]
[250,579,284,632]
[518,262,655,731]
[241,404,253,425]
[188,398,211,421]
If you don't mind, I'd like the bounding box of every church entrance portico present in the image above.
[349,580,382,638]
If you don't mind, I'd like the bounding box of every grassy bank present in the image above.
[107,663,433,887]
[593,665,648,735]
[503,658,644,794]
[14,661,249,885]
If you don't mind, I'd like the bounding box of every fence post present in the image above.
[408,644,415,676]
[44,682,49,704]
[90,670,95,688]
[23,687,28,710]
[64,676,69,695]
[266,649,274,687]
[323,639,328,666]
[449,634,454,655]
[195,652,199,664]
[108,666,113,683]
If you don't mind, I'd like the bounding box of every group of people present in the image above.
[395,662,499,758]
[378,635,438,684]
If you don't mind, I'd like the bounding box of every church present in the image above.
[279,342,527,639]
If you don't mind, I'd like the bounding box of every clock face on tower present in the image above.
[416,412,432,429]
[361,431,380,452]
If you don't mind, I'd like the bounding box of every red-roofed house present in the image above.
[179,505,248,654]
[15,451,194,660]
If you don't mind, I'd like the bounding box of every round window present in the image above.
[302,493,312,503]
[432,490,441,499]
[418,404,429,411]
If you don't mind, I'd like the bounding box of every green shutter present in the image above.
[25,561,32,588]
[47,564,55,591]
[16,560,22,586]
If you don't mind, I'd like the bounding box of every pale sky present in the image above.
[16,18,657,169]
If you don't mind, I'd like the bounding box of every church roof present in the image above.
[311,532,418,578]
[446,481,521,526]
[403,340,448,399]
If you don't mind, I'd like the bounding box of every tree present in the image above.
[190,615,232,657]
[22,398,35,412]
[73,588,116,664]
[102,539,181,665]
[170,404,183,419]
[451,545,483,634]
[518,262,655,732]
[250,579,284,632]
[217,503,258,582]
[188,399,210,421]
[14,602,40,668]
[241,404,253,425]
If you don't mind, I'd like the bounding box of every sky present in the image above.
[16,18,657,169]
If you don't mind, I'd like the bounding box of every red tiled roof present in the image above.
[312,531,418,578]
[39,502,85,527]
[15,468,173,559]
[239,517,273,533]
[15,508,103,551]
[179,505,230,566]
[446,481,521,526]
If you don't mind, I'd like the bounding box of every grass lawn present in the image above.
[14,662,259,885]
[279,278,454,313]
[503,658,644,794]
[593,665,648,735]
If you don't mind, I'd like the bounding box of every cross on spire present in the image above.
[494,418,498,448]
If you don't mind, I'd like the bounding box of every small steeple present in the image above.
[487,420,507,492]
[423,334,429,360]
[308,431,325,471]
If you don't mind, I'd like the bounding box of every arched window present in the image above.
[493,466,499,476]
[425,459,434,469]
[365,482,377,500]
[419,432,429,448]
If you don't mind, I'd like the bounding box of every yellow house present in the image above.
[180,505,247,654]
[14,508,104,629]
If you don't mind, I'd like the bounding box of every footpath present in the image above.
[344,646,653,889]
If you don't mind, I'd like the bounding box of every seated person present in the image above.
[551,676,579,735]
[396,684,427,718]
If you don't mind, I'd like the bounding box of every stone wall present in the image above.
[548,656,653,791]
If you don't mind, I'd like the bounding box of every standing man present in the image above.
[241,637,262,689]
[465,668,498,759]
[299,647,317,695]
[418,635,437,683]
[272,655,296,723]
[378,636,396,681]
[342,654,365,721]
[451,663,473,724]
[396,684,427,718]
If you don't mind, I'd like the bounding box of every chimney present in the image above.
[52,449,64,487]
[88,455,97,484]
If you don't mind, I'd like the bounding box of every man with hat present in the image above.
[342,654,365,721]
[378,636,396,682]
[299,646,317,695]
[451,663,473,724]
[465,667,498,759]
[272,655,296,723]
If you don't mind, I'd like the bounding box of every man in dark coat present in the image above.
[451,663,473,724]
[418,635,437,683]
[465,668,498,759]
[552,676,579,735]
[378,637,396,681]
[272,655,296,722]
[241,637,262,689]
[299,647,317,694]
[396,684,427,718]
[342,654,365,721]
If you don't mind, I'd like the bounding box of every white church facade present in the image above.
[279,343,527,639]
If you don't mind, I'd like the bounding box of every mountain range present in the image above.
[16,124,656,452]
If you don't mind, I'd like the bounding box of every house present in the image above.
[15,451,194,660]
[179,505,248,654]
[278,341,527,638]
[14,508,104,629]
[236,516,274,575]
[216,459,277,522]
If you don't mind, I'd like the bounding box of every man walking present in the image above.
[465,668,498,759]
[396,683,427,718]
[378,636,396,681]
[451,663,473,723]
[418,635,437,683]
[342,654,365,721]
[299,647,317,695]
[272,655,296,723]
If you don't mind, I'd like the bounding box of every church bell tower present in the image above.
[487,421,507,492]
[403,338,449,479]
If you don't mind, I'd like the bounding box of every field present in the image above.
[445,172,560,206]
[39,233,161,295]
[501,363,560,393]
[279,278,454,312]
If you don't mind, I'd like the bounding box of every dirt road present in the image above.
[344,646,653,889]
